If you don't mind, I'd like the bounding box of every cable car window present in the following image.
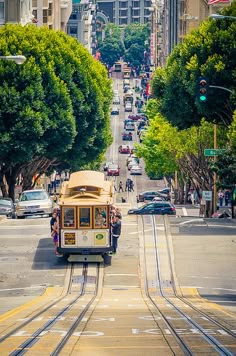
[79,207,91,228]
[63,207,76,228]
[94,206,108,228]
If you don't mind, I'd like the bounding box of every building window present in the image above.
[119,10,127,17]
[144,8,150,16]
[144,0,151,7]
[119,1,128,8]
[48,3,53,16]
[70,13,77,20]
[32,0,37,7]
[69,26,78,35]
[43,9,48,23]
[132,9,140,16]
[0,2,4,20]
[119,18,127,25]
[132,1,139,8]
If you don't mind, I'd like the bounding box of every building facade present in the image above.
[151,0,232,67]
[32,0,72,31]
[0,0,33,26]
[97,0,151,26]
[67,0,97,54]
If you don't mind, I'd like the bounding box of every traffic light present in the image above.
[198,77,208,102]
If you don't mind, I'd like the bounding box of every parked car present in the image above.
[107,164,120,176]
[15,189,53,218]
[137,190,168,203]
[152,196,165,202]
[125,122,135,131]
[123,119,133,128]
[113,96,120,105]
[119,145,131,154]
[122,132,132,141]
[0,197,16,218]
[111,106,119,115]
[128,202,176,215]
[125,102,132,112]
[103,161,113,171]
[130,165,142,175]
[113,89,119,96]
[128,114,147,121]
[128,159,139,170]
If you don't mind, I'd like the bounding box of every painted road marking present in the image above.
[182,207,188,216]
[178,219,204,225]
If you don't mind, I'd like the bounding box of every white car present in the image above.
[111,106,119,115]
[15,189,53,218]
[130,165,142,175]
[125,102,132,112]
[113,96,120,105]
[113,89,119,96]
[128,159,139,170]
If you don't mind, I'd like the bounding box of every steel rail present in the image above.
[50,263,100,355]
[0,262,75,343]
[162,215,236,338]
[141,215,193,355]
[9,263,91,356]
[151,215,234,356]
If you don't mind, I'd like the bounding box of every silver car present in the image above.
[15,189,53,218]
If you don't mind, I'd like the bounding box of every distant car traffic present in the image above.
[128,114,147,121]
[130,165,142,175]
[128,202,176,215]
[15,189,53,218]
[103,161,113,171]
[119,145,131,154]
[137,190,169,203]
[113,96,120,105]
[125,123,135,131]
[128,159,139,170]
[0,197,16,218]
[111,107,119,115]
[107,164,120,176]
[122,132,132,141]
[125,102,132,112]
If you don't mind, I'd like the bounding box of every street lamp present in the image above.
[209,14,236,21]
[0,55,26,65]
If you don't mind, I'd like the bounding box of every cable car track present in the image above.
[140,215,236,355]
[1,263,101,355]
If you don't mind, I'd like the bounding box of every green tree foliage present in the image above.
[0,24,112,198]
[99,38,124,67]
[151,3,236,129]
[123,23,150,67]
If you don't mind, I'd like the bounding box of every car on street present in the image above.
[128,202,176,215]
[128,114,147,121]
[103,161,113,171]
[130,165,142,175]
[137,190,169,203]
[125,102,132,112]
[15,189,53,218]
[0,197,16,218]
[128,159,139,170]
[113,96,120,105]
[122,132,132,141]
[119,145,131,154]
[111,106,119,115]
[107,163,120,176]
[125,122,135,131]
[113,89,119,96]
[152,196,166,202]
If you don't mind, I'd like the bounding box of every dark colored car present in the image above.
[128,114,147,121]
[0,197,16,218]
[122,132,132,141]
[137,190,169,203]
[128,202,176,215]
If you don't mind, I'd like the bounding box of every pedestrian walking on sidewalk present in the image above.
[118,181,124,193]
[111,215,122,254]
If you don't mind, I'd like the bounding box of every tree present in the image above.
[0,24,112,199]
[151,3,236,129]
[99,38,124,67]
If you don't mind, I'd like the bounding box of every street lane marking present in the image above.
[182,207,188,216]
